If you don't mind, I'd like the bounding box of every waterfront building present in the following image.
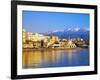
[28,42,34,48]
[33,41,42,48]
[52,43,61,48]
[27,33,50,42]
[27,32,33,41]
[47,36,59,47]
[22,29,27,43]
[74,39,85,47]
[66,40,77,48]
[23,44,28,48]
[59,40,67,47]
[23,32,50,48]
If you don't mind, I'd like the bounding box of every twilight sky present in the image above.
[22,11,90,33]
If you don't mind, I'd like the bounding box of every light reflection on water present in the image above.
[22,48,89,68]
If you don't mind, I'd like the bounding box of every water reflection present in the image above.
[22,48,89,68]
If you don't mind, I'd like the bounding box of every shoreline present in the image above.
[23,47,88,51]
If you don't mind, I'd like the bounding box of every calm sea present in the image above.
[22,48,89,68]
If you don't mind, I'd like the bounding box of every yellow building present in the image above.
[66,40,77,48]
[27,33,49,42]
[27,32,33,41]
[33,41,41,48]
[47,36,59,47]
[59,41,67,47]
[22,29,27,43]
[22,29,61,48]
[51,36,59,42]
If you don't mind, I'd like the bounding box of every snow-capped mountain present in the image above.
[64,27,80,32]
[44,28,89,40]
[64,27,89,32]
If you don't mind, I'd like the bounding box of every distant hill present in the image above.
[43,28,89,40]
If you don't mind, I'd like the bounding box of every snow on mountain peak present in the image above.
[72,27,80,32]
[64,27,89,32]
[52,30,64,33]
[64,27,80,32]
[45,27,89,34]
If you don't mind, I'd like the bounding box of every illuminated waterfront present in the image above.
[22,48,89,68]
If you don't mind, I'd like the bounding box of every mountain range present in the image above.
[43,28,89,40]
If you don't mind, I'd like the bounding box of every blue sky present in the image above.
[22,11,90,33]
